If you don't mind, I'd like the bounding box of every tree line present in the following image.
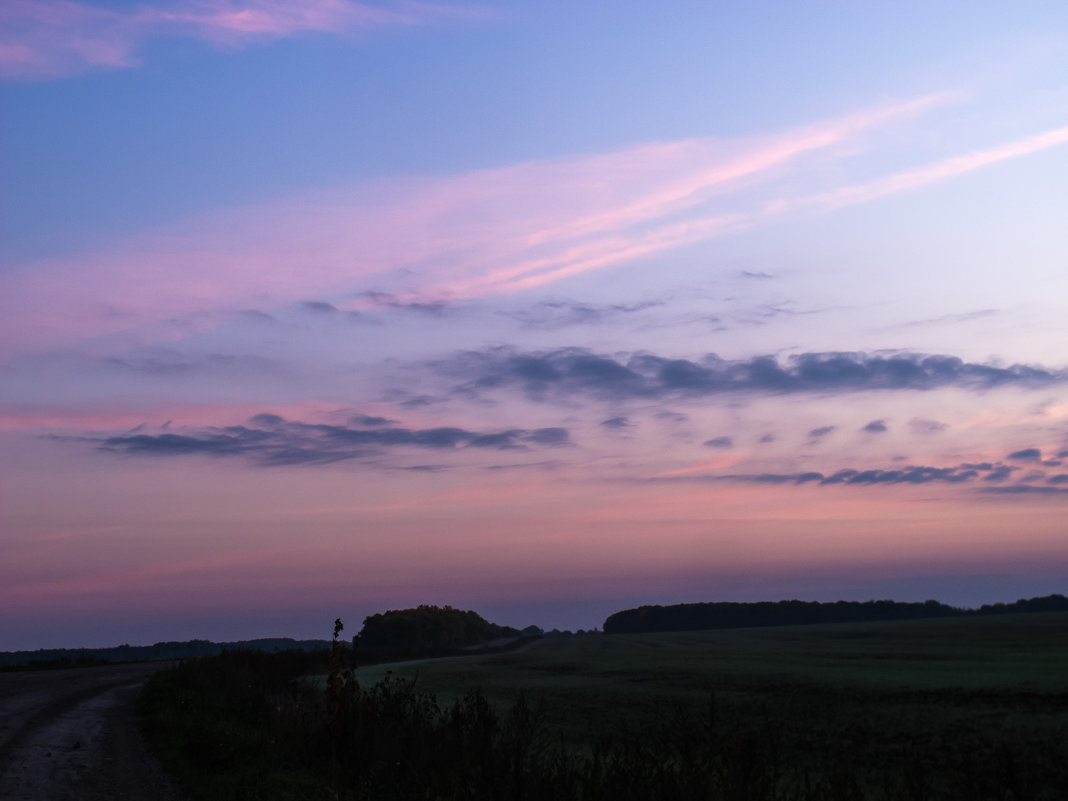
[602,594,1068,634]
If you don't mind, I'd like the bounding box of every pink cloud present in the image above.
[0,0,481,79]
[805,123,1068,211]
[522,94,947,250]
[0,0,135,77]
[652,453,749,477]
[7,96,1067,360]
[418,111,1068,303]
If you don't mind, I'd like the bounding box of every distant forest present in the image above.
[602,594,1068,634]
[5,595,1067,668]
[0,606,520,669]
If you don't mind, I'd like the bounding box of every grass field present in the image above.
[349,612,1068,794]
[356,611,1068,699]
[142,612,1068,800]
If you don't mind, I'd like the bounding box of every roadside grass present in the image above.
[141,612,1068,800]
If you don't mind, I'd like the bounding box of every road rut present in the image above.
[0,663,186,800]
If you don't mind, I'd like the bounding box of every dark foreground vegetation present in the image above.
[139,612,1068,801]
[0,637,330,671]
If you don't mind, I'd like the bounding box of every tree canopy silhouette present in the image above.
[358,605,517,654]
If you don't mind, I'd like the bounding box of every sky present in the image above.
[2,1,1067,651]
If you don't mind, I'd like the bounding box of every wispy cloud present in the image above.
[419,95,947,300]
[409,114,1068,303]
[893,309,998,329]
[805,124,1068,211]
[0,0,480,79]
[6,97,1068,359]
[78,412,571,466]
[505,298,664,330]
[654,450,1068,496]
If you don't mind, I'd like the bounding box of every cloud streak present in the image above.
[411,114,1068,303]
[659,453,1068,495]
[85,413,571,466]
[0,0,480,79]
[0,95,941,357]
[6,97,1068,360]
[446,347,1066,402]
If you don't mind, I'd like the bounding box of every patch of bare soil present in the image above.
[0,663,186,801]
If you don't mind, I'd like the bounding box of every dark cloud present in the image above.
[350,414,393,427]
[909,418,948,435]
[862,420,888,433]
[508,299,662,329]
[897,309,997,328]
[302,301,339,314]
[465,430,524,449]
[361,291,448,316]
[980,485,1068,495]
[105,354,194,375]
[820,466,976,485]
[1005,448,1064,467]
[983,465,1015,482]
[485,460,562,472]
[1007,448,1042,461]
[249,413,285,427]
[655,411,688,423]
[717,464,993,487]
[102,431,261,457]
[659,466,982,487]
[808,426,835,442]
[601,416,632,429]
[738,270,776,280]
[729,473,795,484]
[759,433,776,443]
[526,427,571,446]
[94,415,572,467]
[444,347,1065,401]
[104,350,273,376]
[238,309,278,323]
[703,436,733,449]
[653,450,1058,495]
[749,303,812,322]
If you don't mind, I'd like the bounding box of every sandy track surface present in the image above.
[0,663,186,800]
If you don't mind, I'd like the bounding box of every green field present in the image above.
[351,612,1068,793]
[143,612,1068,800]
[357,611,1068,700]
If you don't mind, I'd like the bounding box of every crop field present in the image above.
[352,612,1068,793]
[356,611,1068,703]
[142,612,1068,800]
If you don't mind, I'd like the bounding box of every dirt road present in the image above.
[0,662,186,800]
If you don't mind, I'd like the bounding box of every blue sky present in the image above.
[2,1,1067,650]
